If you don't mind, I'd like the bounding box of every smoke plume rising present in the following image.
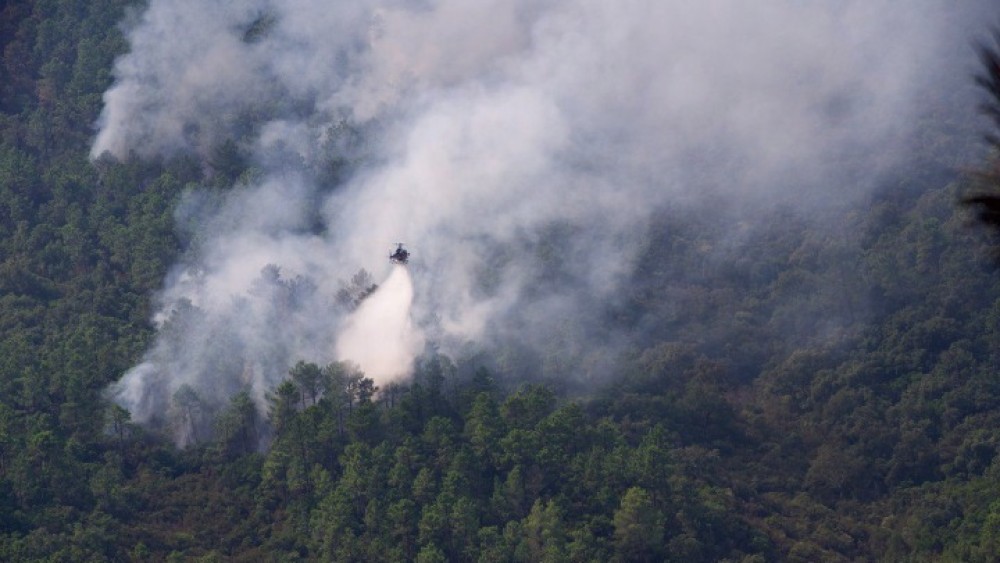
[94,0,991,440]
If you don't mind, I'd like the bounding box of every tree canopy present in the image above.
[2,1,1000,561]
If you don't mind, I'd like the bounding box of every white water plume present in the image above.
[336,266,423,385]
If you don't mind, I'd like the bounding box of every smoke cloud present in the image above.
[95,0,990,439]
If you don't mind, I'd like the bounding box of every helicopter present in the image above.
[389,243,410,265]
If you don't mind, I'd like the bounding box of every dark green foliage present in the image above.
[613,487,663,562]
[336,268,379,311]
[5,1,1000,561]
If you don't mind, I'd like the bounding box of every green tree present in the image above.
[171,384,204,446]
[613,487,664,562]
[289,361,323,407]
[517,499,568,563]
[501,385,555,431]
[214,390,258,458]
[464,392,504,467]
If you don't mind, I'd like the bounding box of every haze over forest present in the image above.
[100,0,992,441]
[3,0,1000,560]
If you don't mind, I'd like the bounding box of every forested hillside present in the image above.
[4,1,1000,561]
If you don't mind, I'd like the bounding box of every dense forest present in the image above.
[5,1,1000,561]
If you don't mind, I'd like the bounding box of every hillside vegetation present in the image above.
[3,1,1000,561]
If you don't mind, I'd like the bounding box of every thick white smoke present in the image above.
[95,0,989,438]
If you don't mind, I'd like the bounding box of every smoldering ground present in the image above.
[96,0,992,443]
